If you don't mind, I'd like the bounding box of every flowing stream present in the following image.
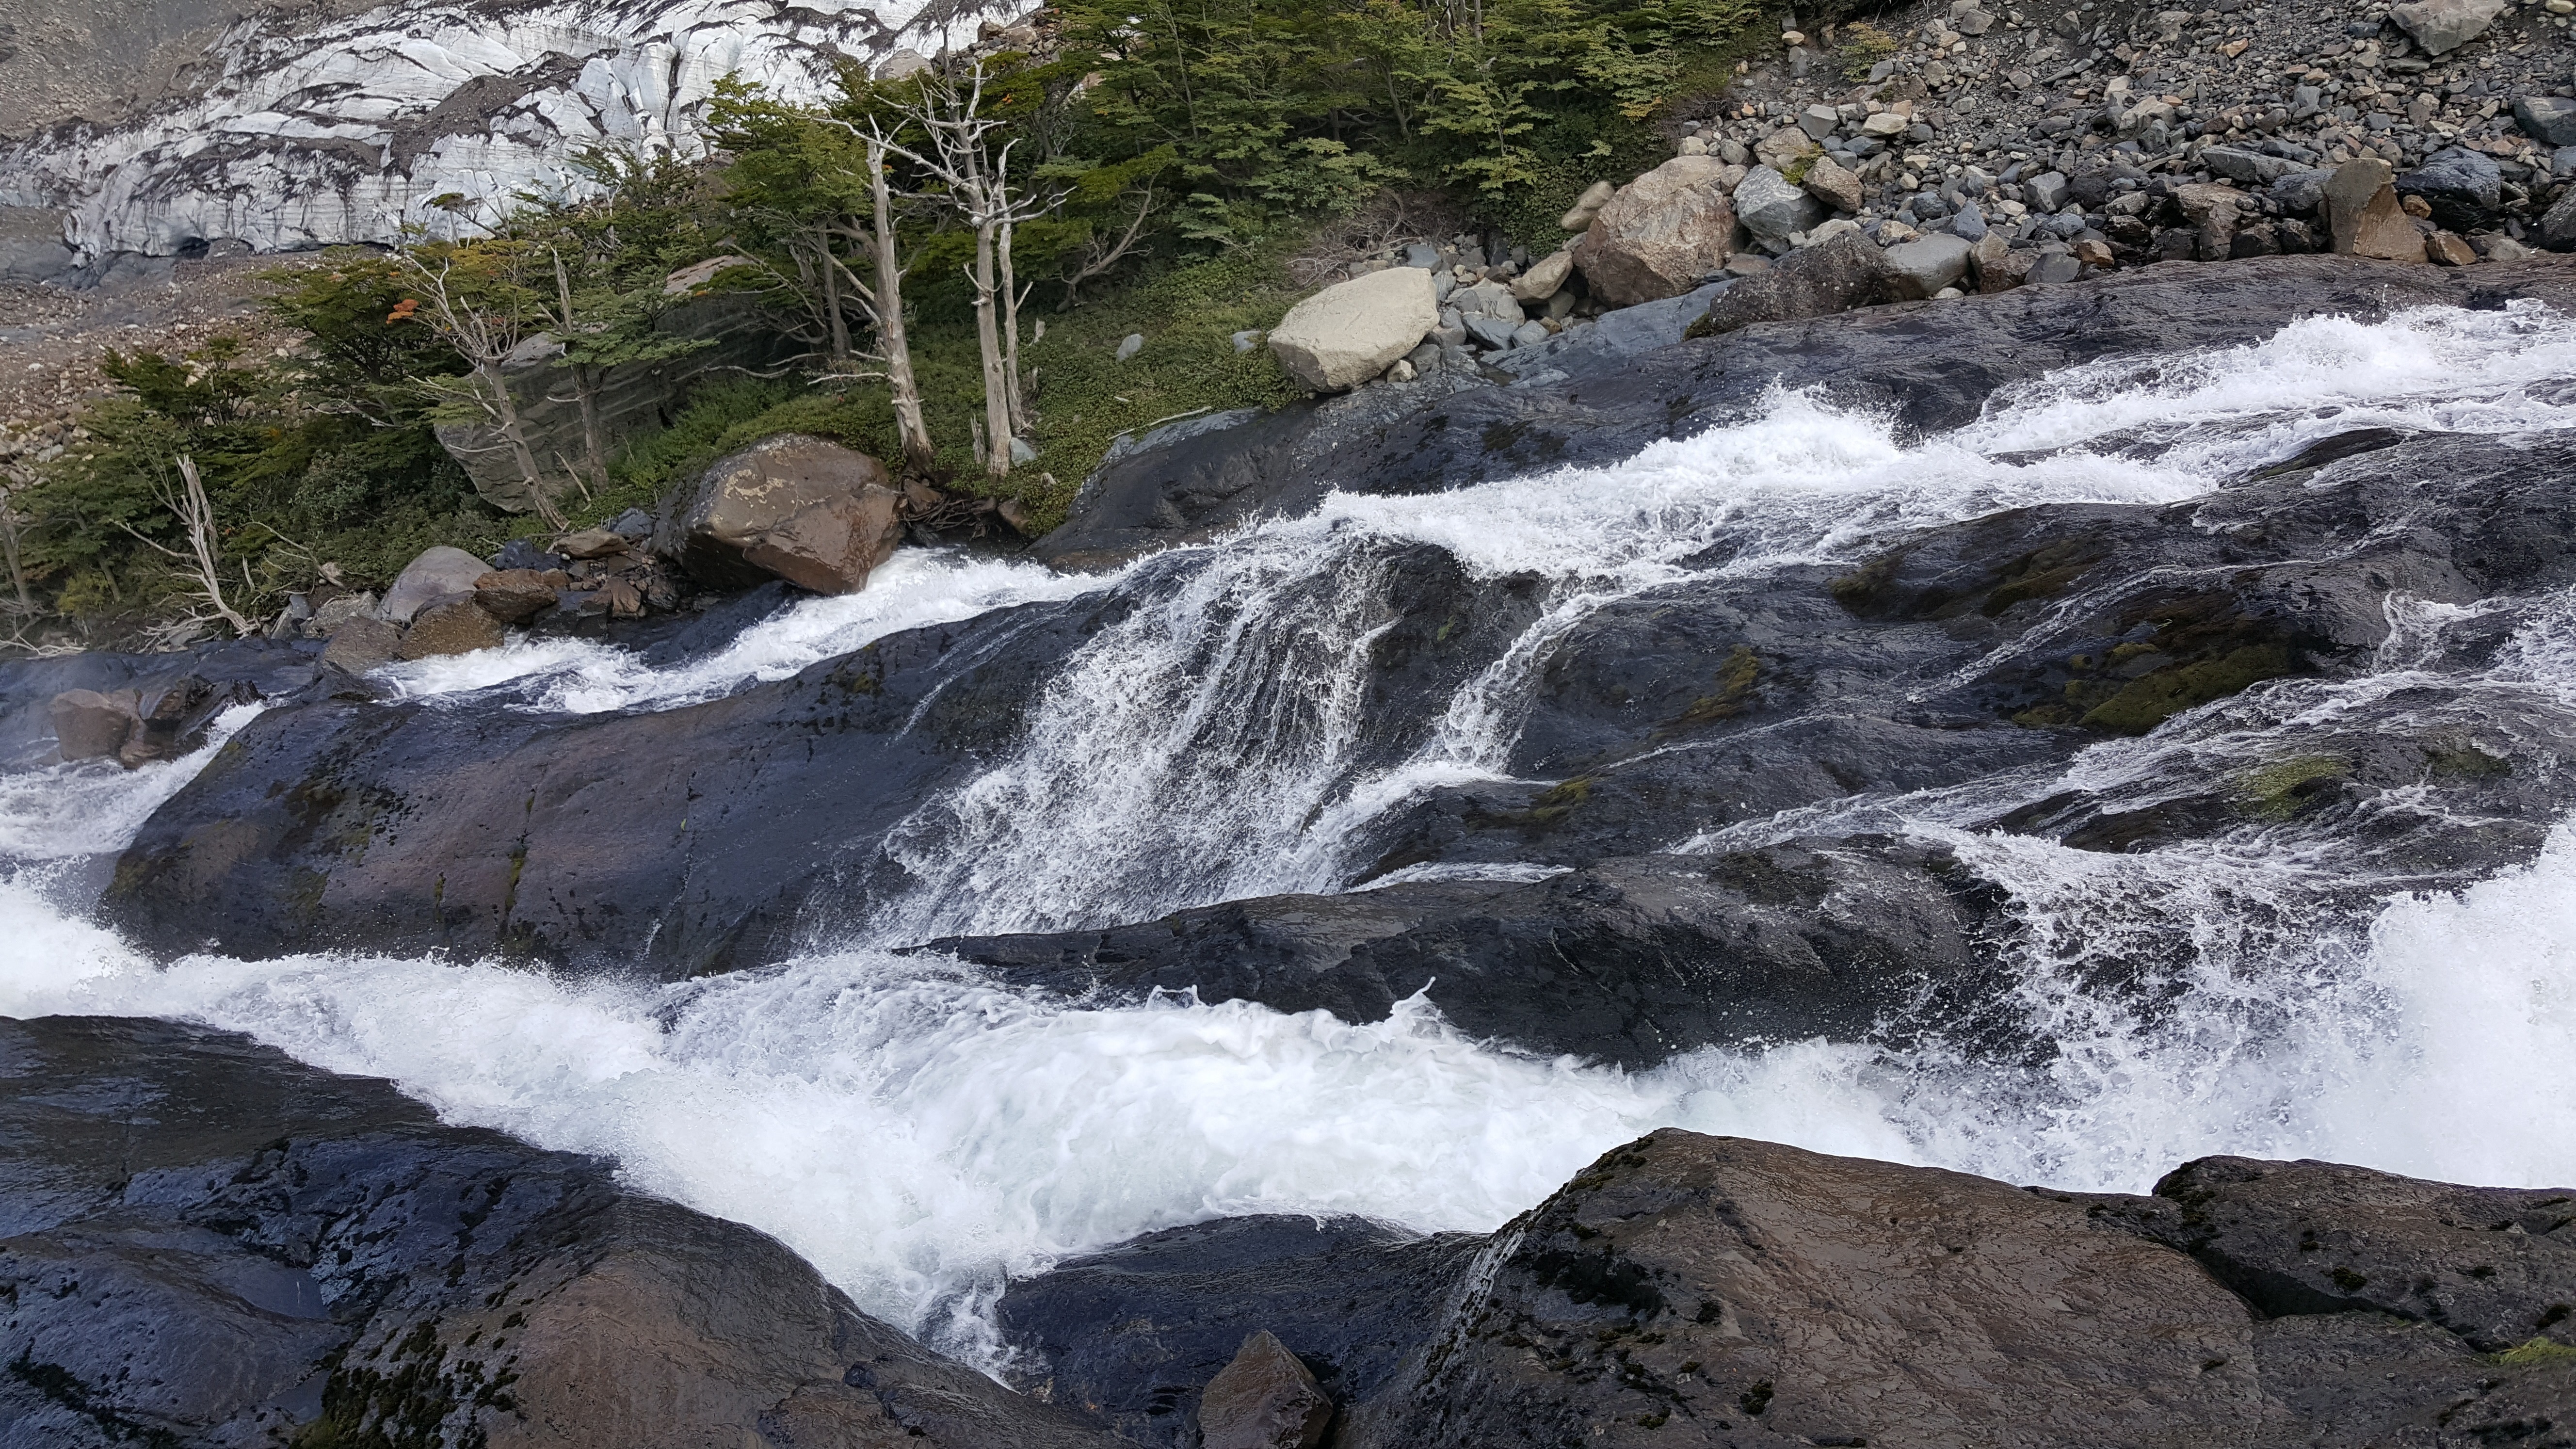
[5,303,2576,1365]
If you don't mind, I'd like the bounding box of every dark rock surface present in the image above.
[0,1014,1117,1449]
[1039,258,2576,570]
[925,839,2013,1069]
[1001,1132,2576,1449]
[996,1214,1481,1449]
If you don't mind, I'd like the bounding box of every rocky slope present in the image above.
[0,1014,1117,1448]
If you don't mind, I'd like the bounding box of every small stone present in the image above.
[1463,314,1518,350]
[1399,242,1442,270]
[304,590,378,639]
[1954,6,1992,33]
[1232,329,1261,353]
[1509,247,1576,302]
[2539,186,2576,249]
[1799,104,1841,141]
[1560,180,1618,231]
[1269,269,1439,389]
[1949,200,1989,242]
[489,539,564,572]
[1509,320,1550,349]
[1801,154,1866,213]
[2026,170,2071,211]
[473,569,560,624]
[1755,127,1822,172]
[1385,357,1417,382]
[2071,238,2117,267]
[1678,135,1710,156]
[1115,333,1144,361]
[2028,253,2083,283]
[2324,158,2429,260]
[2516,97,2576,149]
[553,527,628,560]
[2427,230,2478,265]
[2483,235,2533,261]
[1198,1332,1333,1449]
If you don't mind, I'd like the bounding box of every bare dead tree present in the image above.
[114,455,255,639]
[885,64,1064,480]
[393,247,557,517]
[1058,181,1159,310]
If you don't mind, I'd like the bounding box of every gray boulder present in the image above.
[1689,232,1890,338]
[655,433,905,594]
[2270,168,2335,215]
[2202,145,2304,186]
[379,546,492,625]
[1734,165,1825,244]
[1571,155,1743,306]
[1268,268,1439,390]
[2543,187,2576,252]
[2398,147,2504,231]
[2027,170,2071,212]
[1881,233,1976,300]
[2516,96,2576,149]
[2388,0,2508,55]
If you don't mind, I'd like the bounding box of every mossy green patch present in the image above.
[1666,645,1763,730]
[2240,755,2350,821]
[2497,1336,2576,1368]
[2079,642,2297,735]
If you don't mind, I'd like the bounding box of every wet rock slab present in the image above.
[0,1014,1116,1449]
[1000,1131,2576,1449]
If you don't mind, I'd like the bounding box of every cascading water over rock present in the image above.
[5,297,2576,1370]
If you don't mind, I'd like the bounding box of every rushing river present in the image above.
[5,303,2575,1364]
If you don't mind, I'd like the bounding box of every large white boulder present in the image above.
[1571,155,1744,307]
[1268,269,1439,391]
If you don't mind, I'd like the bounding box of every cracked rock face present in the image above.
[0,0,1019,259]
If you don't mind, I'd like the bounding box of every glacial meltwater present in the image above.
[7,304,2576,1367]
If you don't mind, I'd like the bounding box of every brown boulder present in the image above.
[1573,156,1744,307]
[1199,1331,1334,1449]
[49,688,140,762]
[658,434,905,594]
[321,616,402,674]
[474,568,563,624]
[1354,1131,2274,1448]
[553,527,630,560]
[2325,159,2429,261]
[398,596,509,660]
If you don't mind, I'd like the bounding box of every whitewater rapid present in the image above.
[6,302,2576,1365]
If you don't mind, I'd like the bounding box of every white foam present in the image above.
[0,702,265,861]
[376,550,1106,713]
[876,305,2576,938]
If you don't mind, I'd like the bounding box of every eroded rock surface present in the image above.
[0,1015,1117,1449]
[1002,1133,2576,1449]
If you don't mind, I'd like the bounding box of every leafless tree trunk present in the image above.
[551,248,607,486]
[885,65,1064,482]
[116,455,255,638]
[866,144,938,475]
[398,251,553,514]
